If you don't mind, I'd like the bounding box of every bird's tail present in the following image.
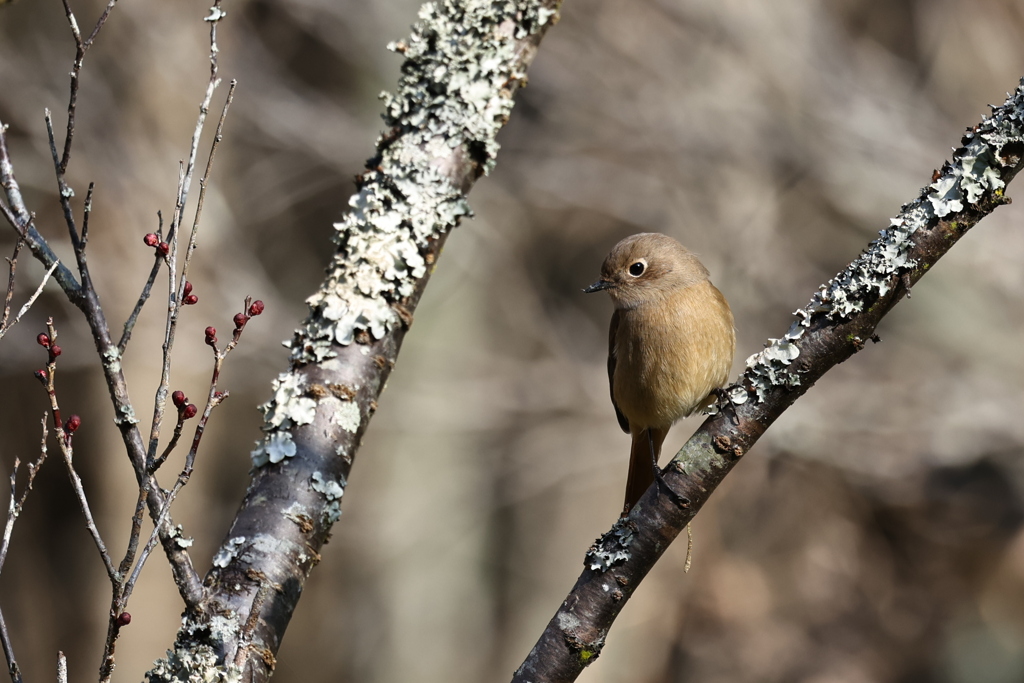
[623,427,669,514]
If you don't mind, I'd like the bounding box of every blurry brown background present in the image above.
[2,0,1024,681]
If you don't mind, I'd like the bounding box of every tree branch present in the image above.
[511,80,1024,683]
[145,1,562,681]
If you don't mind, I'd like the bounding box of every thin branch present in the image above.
[0,416,50,577]
[180,79,235,292]
[0,260,59,342]
[1,0,204,610]
[37,321,118,583]
[145,0,230,468]
[32,0,207,605]
[44,110,80,249]
[57,0,120,173]
[0,413,50,683]
[81,181,94,246]
[100,299,254,683]
[0,465,20,581]
[0,123,80,297]
[118,487,148,579]
[0,608,20,683]
[118,211,164,353]
[0,240,22,330]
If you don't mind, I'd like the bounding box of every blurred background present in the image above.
[2,0,1024,681]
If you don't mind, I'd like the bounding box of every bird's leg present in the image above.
[649,429,688,508]
[712,387,740,427]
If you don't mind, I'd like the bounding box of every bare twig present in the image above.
[118,211,164,353]
[81,181,94,246]
[0,240,22,330]
[0,416,50,577]
[33,0,207,606]
[57,0,120,173]
[118,486,148,580]
[0,607,20,683]
[130,298,254,592]
[0,123,80,296]
[179,79,235,296]
[0,416,49,683]
[145,0,231,469]
[0,466,20,580]
[36,321,118,583]
[44,110,81,249]
[101,297,255,683]
[0,260,59,343]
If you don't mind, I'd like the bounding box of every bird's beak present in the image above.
[583,279,615,294]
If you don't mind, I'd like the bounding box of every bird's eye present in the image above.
[628,260,646,277]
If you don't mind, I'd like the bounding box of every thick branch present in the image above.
[511,81,1024,682]
[146,1,562,681]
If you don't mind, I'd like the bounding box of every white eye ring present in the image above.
[628,259,647,277]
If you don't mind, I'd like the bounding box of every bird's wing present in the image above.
[608,309,630,434]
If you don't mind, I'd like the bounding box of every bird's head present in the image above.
[583,233,710,309]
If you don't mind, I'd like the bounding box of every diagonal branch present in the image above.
[0,123,81,299]
[511,79,1024,683]
[146,1,563,681]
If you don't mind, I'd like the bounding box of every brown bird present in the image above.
[585,233,735,514]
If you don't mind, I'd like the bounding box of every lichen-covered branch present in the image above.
[510,80,1024,683]
[146,1,561,681]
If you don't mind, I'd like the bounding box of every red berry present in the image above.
[65,415,81,433]
[204,327,217,345]
[36,333,51,348]
[49,345,62,358]
[157,242,170,257]
[116,612,131,626]
[248,300,265,316]
[171,390,186,407]
[182,404,198,420]
[143,233,159,247]
[183,281,193,296]
[233,313,248,329]
[183,294,198,305]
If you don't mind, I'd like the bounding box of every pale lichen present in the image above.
[250,431,296,466]
[585,519,635,572]
[310,471,345,500]
[311,471,346,523]
[330,400,361,433]
[261,373,317,428]
[170,524,195,549]
[250,372,317,466]
[145,612,242,683]
[211,536,246,569]
[286,0,558,364]
[739,79,1024,404]
[145,643,238,683]
[101,345,121,373]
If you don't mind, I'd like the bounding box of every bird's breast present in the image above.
[612,281,735,431]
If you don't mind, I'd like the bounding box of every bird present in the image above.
[584,233,735,515]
